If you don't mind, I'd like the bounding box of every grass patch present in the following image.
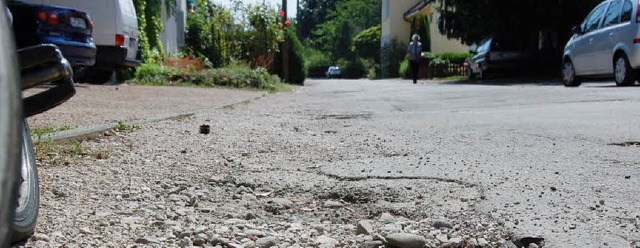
[116,121,138,133]
[31,125,72,137]
[130,62,291,93]
[434,75,467,81]
[34,138,109,166]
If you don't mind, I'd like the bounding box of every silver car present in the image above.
[562,0,638,87]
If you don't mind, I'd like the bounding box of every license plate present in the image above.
[70,17,86,29]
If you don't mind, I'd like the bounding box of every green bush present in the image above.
[399,57,409,79]
[438,53,471,64]
[132,63,283,91]
[302,43,332,78]
[273,29,306,85]
[352,25,381,63]
[338,58,367,79]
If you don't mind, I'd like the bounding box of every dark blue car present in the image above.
[8,0,96,71]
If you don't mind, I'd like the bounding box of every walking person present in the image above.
[407,34,422,84]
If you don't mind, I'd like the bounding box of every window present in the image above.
[621,0,633,22]
[583,3,608,33]
[603,0,622,27]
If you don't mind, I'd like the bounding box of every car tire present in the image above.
[614,54,635,86]
[11,120,39,242]
[562,59,581,87]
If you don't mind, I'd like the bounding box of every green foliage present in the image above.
[303,45,332,78]
[399,57,409,79]
[246,4,284,69]
[410,14,430,52]
[381,38,406,78]
[184,0,235,68]
[273,29,307,85]
[298,0,341,41]
[132,62,284,91]
[337,58,366,79]
[438,52,471,64]
[116,121,139,133]
[435,0,601,46]
[311,0,380,60]
[133,0,174,63]
[352,25,381,63]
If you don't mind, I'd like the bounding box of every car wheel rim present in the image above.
[563,62,574,83]
[615,57,627,83]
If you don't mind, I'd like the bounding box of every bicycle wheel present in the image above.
[0,2,24,246]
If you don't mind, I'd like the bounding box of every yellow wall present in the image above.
[381,0,414,47]
[381,0,468,54]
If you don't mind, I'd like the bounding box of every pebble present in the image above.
[379,212,395,223]
[256,236,279,248]
[315,235,339,248]
[386,233,427,248]
[356,220,374,235]
[433,220,453,229]
[136,237,160,244]
[478,238,490,246]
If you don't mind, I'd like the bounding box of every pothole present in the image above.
[608,141,640,147]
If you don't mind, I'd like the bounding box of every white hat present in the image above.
[412,34,420,40]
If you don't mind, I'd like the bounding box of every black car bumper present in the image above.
[96,46,141,68]
[55,43,96,67]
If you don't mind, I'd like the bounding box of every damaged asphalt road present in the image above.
[24,79,640,247]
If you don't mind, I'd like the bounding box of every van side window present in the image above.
[583,3,608,33]
[621,0,633,22]
[603,0,622,27]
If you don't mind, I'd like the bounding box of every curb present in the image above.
[41,95,265,143]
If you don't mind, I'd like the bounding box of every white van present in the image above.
[21,0,140,82]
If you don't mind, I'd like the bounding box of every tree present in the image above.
[435,0,600,46]
[352,25,381,63]
[312,0,380,60]
[297,0,341,41]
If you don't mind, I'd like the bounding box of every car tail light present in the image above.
[87,18,93,30]
[38,12,47,21]
[116,34,125,46]
[48,12,59,25]
[634,38,640,43]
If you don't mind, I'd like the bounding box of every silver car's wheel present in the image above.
[562,60,581,87]
[614,55,635,86]
[11,120,39,242]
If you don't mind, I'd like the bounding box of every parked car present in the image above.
[7,0,96,76]
[21,0,141,83]
[467,37,527,80]
[562,0,637,87]
[326,66,342,78]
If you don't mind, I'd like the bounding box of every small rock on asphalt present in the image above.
[432,219,453,229]
[385,233,427,248]
[255,236,279,248]
[356,220,375,235]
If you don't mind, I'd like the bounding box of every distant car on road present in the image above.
[326,66,342,78]
[562,0,638,87]
[467,37,527,80]
[7,0,96,76]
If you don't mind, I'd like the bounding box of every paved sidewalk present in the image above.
[26,84,267,140]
